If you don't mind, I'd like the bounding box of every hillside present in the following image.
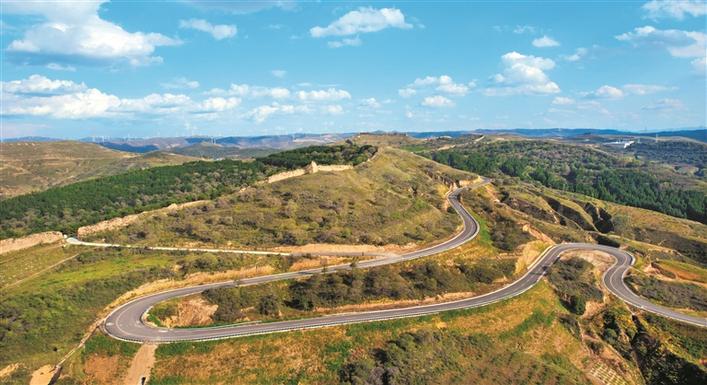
[90,147,475,248]
[167,142,279,159]
[0,141,196,199]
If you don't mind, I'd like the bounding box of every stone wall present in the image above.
[266,161,352,184]
[0,231,64,255]
[77,200,210,238]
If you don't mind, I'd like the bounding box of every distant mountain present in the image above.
[2,136,61,143]
[98,142,160,153]
[168,142,279,159]
[475,128,706,142]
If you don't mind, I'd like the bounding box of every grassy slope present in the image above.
[0,141,196,199]
[92,148,475,248]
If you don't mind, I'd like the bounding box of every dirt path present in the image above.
[123,344,157,385]
[29,365,56,385]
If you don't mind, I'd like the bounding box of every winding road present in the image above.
[89,179,705,343]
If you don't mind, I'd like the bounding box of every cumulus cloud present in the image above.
[421,95,454,108]
[4,0,181,66]
[552,96,575,105]
[398,88,417,98]
[246,103,311,123]
[583,85,625,99]
[211,84,291,99]
[622,83,674,95]
[403,75,474,96]
[310,6,412,47]
[179,19,237,40]
[486,51,560,95]
[560,47,588,62]
[2,74,86,95]
[532,35,560,48]
[161,77,200,90]
[616,26,706,74]
[296,88,351,102]
[360,98,382,109]
[641,98,685,111]
[310,7,412,38]
[327,37,362,48]
[1,74,238,119]
[642,0,707,20]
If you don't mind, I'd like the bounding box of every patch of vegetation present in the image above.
[0,141,195,199]
[259,142,377,168]
[340,327,587,385]
[547,257,603,315]
[626,274,707,311]
[426,140,706,223]
[0,143,378,238]
[82,333,139,358]
[628,141,706,170]
[201,259,515,323]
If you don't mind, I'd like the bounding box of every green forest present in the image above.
[0,143,376,238]
[425,141,706,223]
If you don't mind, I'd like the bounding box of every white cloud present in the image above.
[560,47,588,62]
[310,7,412,37]
[642,0,707,20]
[2,74,238,119]
[323,105,344,115]
[405,75,473,96]
[46,63,76,72]
[622,83,674,95]
[271,69,287,78]
[5,0,181,66]
[161,77,200,90]
[360,98,382,108]
[513,25,537,34]
[692,56,706,75]
[327,37,362,48]
[552,96,575,105]
[194,97,240,113]
[486,51,560,95]
[246,103,311,123]
[398,88,417,98]
[532,35,560,48]
[2,74,86,95]
[296,88,351,102]
[584,85,625,99]
[642,98,685,111]
[214,84,291,99]
[179,19,237,40]
[421,95,454,108]
[616,26,706,74]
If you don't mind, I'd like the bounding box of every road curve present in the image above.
[102,180,706,343]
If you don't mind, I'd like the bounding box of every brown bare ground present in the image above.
[29,365,56,385]
[122,344,157,385]
[273,242,417,255]
[0,363,19,379]
[163,297,217,327]
[83,355,121,385]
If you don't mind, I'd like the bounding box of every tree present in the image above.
[257,295,281,317]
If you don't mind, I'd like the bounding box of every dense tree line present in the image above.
[0,143,377,238]
[427,141,706,223]
[260,142,377,168]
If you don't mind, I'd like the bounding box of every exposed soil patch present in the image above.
[123,344,157,385]
[163,296,217,327]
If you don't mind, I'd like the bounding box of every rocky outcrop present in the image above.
[0,231,64,254]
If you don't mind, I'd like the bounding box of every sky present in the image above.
[0,0,705,139]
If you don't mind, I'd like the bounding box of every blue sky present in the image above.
[1,0,705,139]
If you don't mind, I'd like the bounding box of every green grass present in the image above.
[0,243,77,288]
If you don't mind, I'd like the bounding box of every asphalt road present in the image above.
[101,179,706,343]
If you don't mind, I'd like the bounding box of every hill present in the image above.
[0,141,196,199]
[167,142,279,159]
[90,147,475,249]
